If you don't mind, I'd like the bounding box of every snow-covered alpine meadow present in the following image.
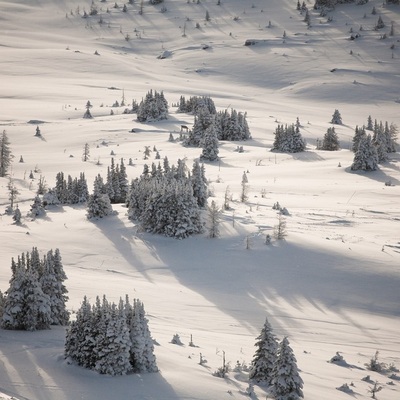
[0,0,399,399]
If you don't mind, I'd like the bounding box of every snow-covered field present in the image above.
[0,0,399,399]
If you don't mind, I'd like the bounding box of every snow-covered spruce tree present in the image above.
[207,200,221,238]
[200,119,219,161]
[352,125,366,153]
[29,195,46,218]
[82,143,90,162]
[271,337,304,400]
[94,302,132,375]
[128,299,158,373]
[351,134,378,171]
[249,317,278,385]
[87,175,114,219]
[185,107,213,147]
[40,249,69,325]
[191,160,208,208]
[0,130,13,177]
[331,109,343,125]
[7,178,19,212]
[137,90,168,122]
[2,255,51,331]
[321,127,340,150]
[373,125,389,163]
[65,296,95,368]
[13,205,22,224]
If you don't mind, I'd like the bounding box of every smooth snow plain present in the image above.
[0,0,399,399]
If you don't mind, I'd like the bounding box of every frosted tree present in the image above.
[30,195,46,218]
[94,303,132,375]
[65,296,94,367]
[40,249,69,325]
[271,337,304,400]
[13,205,22,224]
[249,317,278,385]
[2,257,51,331]
[0,130,13,177]
[128,299,158,373]
[200,120,219,161]
[351,134,378,171]
[191,160,208,207]
[321,127,340,150]
[352,125,366,153]
[331,109,342,125]
[87,176,114,219]
[207,200,221,238]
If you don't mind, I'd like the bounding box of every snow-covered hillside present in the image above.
[0,0,399,399]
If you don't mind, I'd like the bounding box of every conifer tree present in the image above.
[207,200,221,238]
[200,120,219,161]
[352,126,366,153]
[87,176,114,219]
[249,317,278,385]
[351,134,378,171]
[191,160,208,207]
[271,337,304,400]
[321,127,340,150]
[331,109,342,125]
[0,130,13,177]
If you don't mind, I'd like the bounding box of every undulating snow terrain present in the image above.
[0,0,399,399]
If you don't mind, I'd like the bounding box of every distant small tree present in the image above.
[207,200,221,238]
[0,130,13,177]
[13,205,22,224]
[30,195,46,218]
[83,101,93,119]
[240,172,248,202]
[331,109,342,125]
[7,178,19,211]
[83,143,90,162]
[205,10,210,21]
[35,126,42,137]
[368,381,383,399]
[375,16,385,30]
[274,214,287,240]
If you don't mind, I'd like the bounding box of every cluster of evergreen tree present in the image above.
[104,158,129,204]
[1,248,69,331]
[314,0,357,8]
[177,95,216,115]
[127,158,207,238]
[249,318,304,400]
[272,124,306,153]
[65,295,157,376]
[44,172,89,205]
[184,107,251,146]
[137,90,168,122]
[351,118,398,171]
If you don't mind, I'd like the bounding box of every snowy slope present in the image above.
[0,0,399,399]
